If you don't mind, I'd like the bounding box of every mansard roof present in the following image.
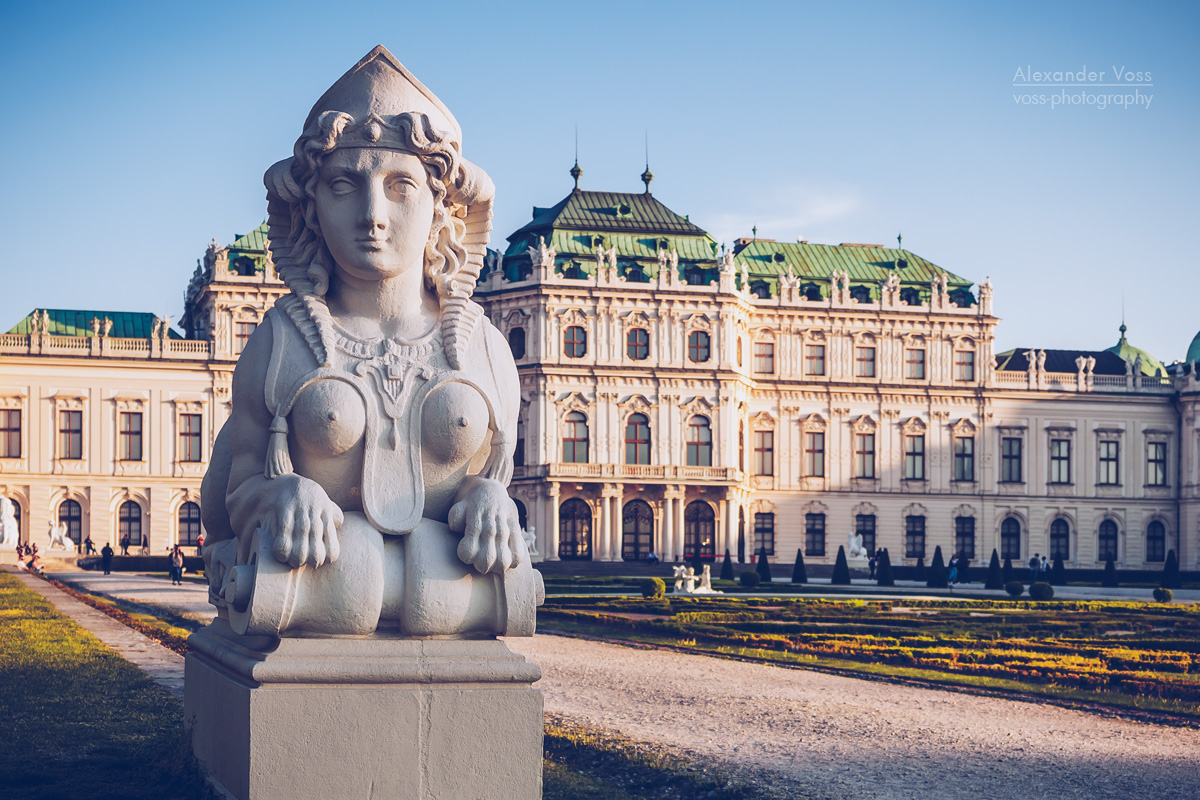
[732,240,973,287]
[994,339,1167,377]
[7,309,182,339]
[229,222,269,253]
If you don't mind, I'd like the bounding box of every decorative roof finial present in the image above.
[641,131,653,193]
[897,232,903,249]
[570,125,582,191]
[752,225,758,241]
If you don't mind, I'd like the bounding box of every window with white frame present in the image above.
[954,350,976,381]
[119,412,143,461]
[1097,440,1120,485]
[804,431,824,478]
[854,433,875,478]
[904,348,926,379]
[1001,437,1023,483]
[854,346,876,377]
[953,436,975,482]
[804,344,825,376]
[1146,441,1167,487]
[754,341,775,374]
[0,409,20,458]
[753,430,774,476]
[1049,438,1071,484]
[904,435,925,480]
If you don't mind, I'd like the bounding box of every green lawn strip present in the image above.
[544,715,773,800]
[0,573,216,800]
[538,610,1200,725]
[37,575,200,654]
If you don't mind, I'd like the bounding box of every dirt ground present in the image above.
[508,634,1200,800]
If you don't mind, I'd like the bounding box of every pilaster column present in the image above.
[725,491,738,559]
[674,488,686,559]
[662,496,675,562]
[598,489,611,561]
[547,483,561,561]
[609,485,624,561]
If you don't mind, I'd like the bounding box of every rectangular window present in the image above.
[59,410,82,460]
[904,435,925,480]
[179,414,202,462]
[904,349,926,379]
[905,515,926,559]
[804,431,824,478]
[753,430,774,476]
[1001,437,1023,483]
[753,342,775,374]
[854,433,875,479]
[234,321,257,354]
[805,513,825,557]
[119,412,143,461]
[856,514,876,555]
[804,344,826,376]
[953,436,975,482]
[1098,440,1120,485]
[1049,439,1071,484]
[954,517,976,560]
[854,346,876,377]
[0,409,20,458]
[1147,442,1167,487]
[954,350,976,382]
[754,512,776,557]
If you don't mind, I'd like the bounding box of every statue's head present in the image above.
[265,47,493,317]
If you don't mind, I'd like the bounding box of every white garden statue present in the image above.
[0,497,17,548]
[47,521,75,551]
[198,45,543,638]
[847,530,867,559]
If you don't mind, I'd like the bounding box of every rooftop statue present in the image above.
[200,46,542,638]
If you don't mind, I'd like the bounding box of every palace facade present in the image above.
[2,180,1199,571]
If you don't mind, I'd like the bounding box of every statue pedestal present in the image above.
[185,620,543,800]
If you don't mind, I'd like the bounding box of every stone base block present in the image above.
[185,621,543,800]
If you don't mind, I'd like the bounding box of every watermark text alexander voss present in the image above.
[1012,65,1153,109]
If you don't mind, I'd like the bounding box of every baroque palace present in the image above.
[3,172,1199,571]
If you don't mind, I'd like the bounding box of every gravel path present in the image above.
[507,634,1200,800]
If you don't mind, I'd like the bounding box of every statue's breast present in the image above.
[291,379,367,458]
[421,381,489,468]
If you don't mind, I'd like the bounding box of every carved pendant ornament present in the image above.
[200,46,542,639]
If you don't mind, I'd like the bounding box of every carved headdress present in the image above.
[263,45,494,369]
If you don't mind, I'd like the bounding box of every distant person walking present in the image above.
[1029,554,1040,584]
[139,535,150,556]
[195,533,204,556]
[84,536,96,555]
[949,555,959,584]
[169,546,185,585]
[1040,555,1049,580]
[868,553,877,580]
[101,543,114,574]
[120,534,130,556]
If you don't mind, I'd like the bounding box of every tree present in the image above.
[831,546,851,585]
[1163,549,1181,590]
[756,546,772,583]
[984,549,1004,590]
[926,546,948,589]
[791,548,807,584]
[876,548,895,587]
[1049,557,1066,586]
[719,549,734,582]
[1002,557,1013,585]
[1101,557,1119,588]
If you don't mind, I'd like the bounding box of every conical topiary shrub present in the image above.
[1163,549,1181,590]
[985,549,1004,590]
[1050,557,1066,586]
[877,548,895,587]
[831,546,851,585]
[957,557,970,585]
[1101,557,1119,588]
[720,549,734,581]
[914,556,926,582]
[927,546,948,589]
[1002,557,1013,585]
[791,548,807,584]
[756,546,772,583]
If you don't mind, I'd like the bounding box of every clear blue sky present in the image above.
[2,0,1196,360]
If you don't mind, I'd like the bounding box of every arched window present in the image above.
[58,499,82,546]
[624,413,651,465]
[178,502,202,546]
[1145,520,1166,563]
[686,416,712,467]
[626,328,649,360]
[850,285,872,303]
[231,256,257,276]
[1049,519,1070,561]
[563,325,587,358]
[900,287,923,306]
[512,498,528,532]
[1000,517,1021,560]
[684,501,716,560]
[118,501,142,547]
[507,327,526,359]
[622,500,654,560]
[750,280,771,299]
[800,283,821,301]
[624,264,649,283]
[1098,519,1119,562]
[562,412,589,463]
[558,498,592,560]
[687,331,711,363]
[684,265,707,285]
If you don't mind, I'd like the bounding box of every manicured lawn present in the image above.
[540,595,1200,722]
[0,573,214,800]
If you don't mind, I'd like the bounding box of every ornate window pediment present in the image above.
[801,500,828,515]
[680,396,714,418]
[953,335,977,348]
[560,308,587,328]
[852,414,877,433]
[752,411,777,429]
[852,501,878,516]
[1094,427,1124,442]
[755,499,778,514]
[624,310,651,329]
[503,309,529,327]
[685,314,713,333]
[556,391,591,416]
[902,417,927,435]
[619,394,654,417]
[902,333,926,346]
[754,327,776,341]
[800,412,826,432]
[951,418,977,435]
[903,502,928,517]
[953,503,977,518]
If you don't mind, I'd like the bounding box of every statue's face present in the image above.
[314,148,435,282]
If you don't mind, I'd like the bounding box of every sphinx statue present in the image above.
[199,46,543,639]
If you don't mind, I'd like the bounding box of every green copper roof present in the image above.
[229,222,269,253]
[1186,330,1200,365]
[510,190,708,239]
[1104,324,1167,377]
[732,241,973,287]
[7,309,182,339]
